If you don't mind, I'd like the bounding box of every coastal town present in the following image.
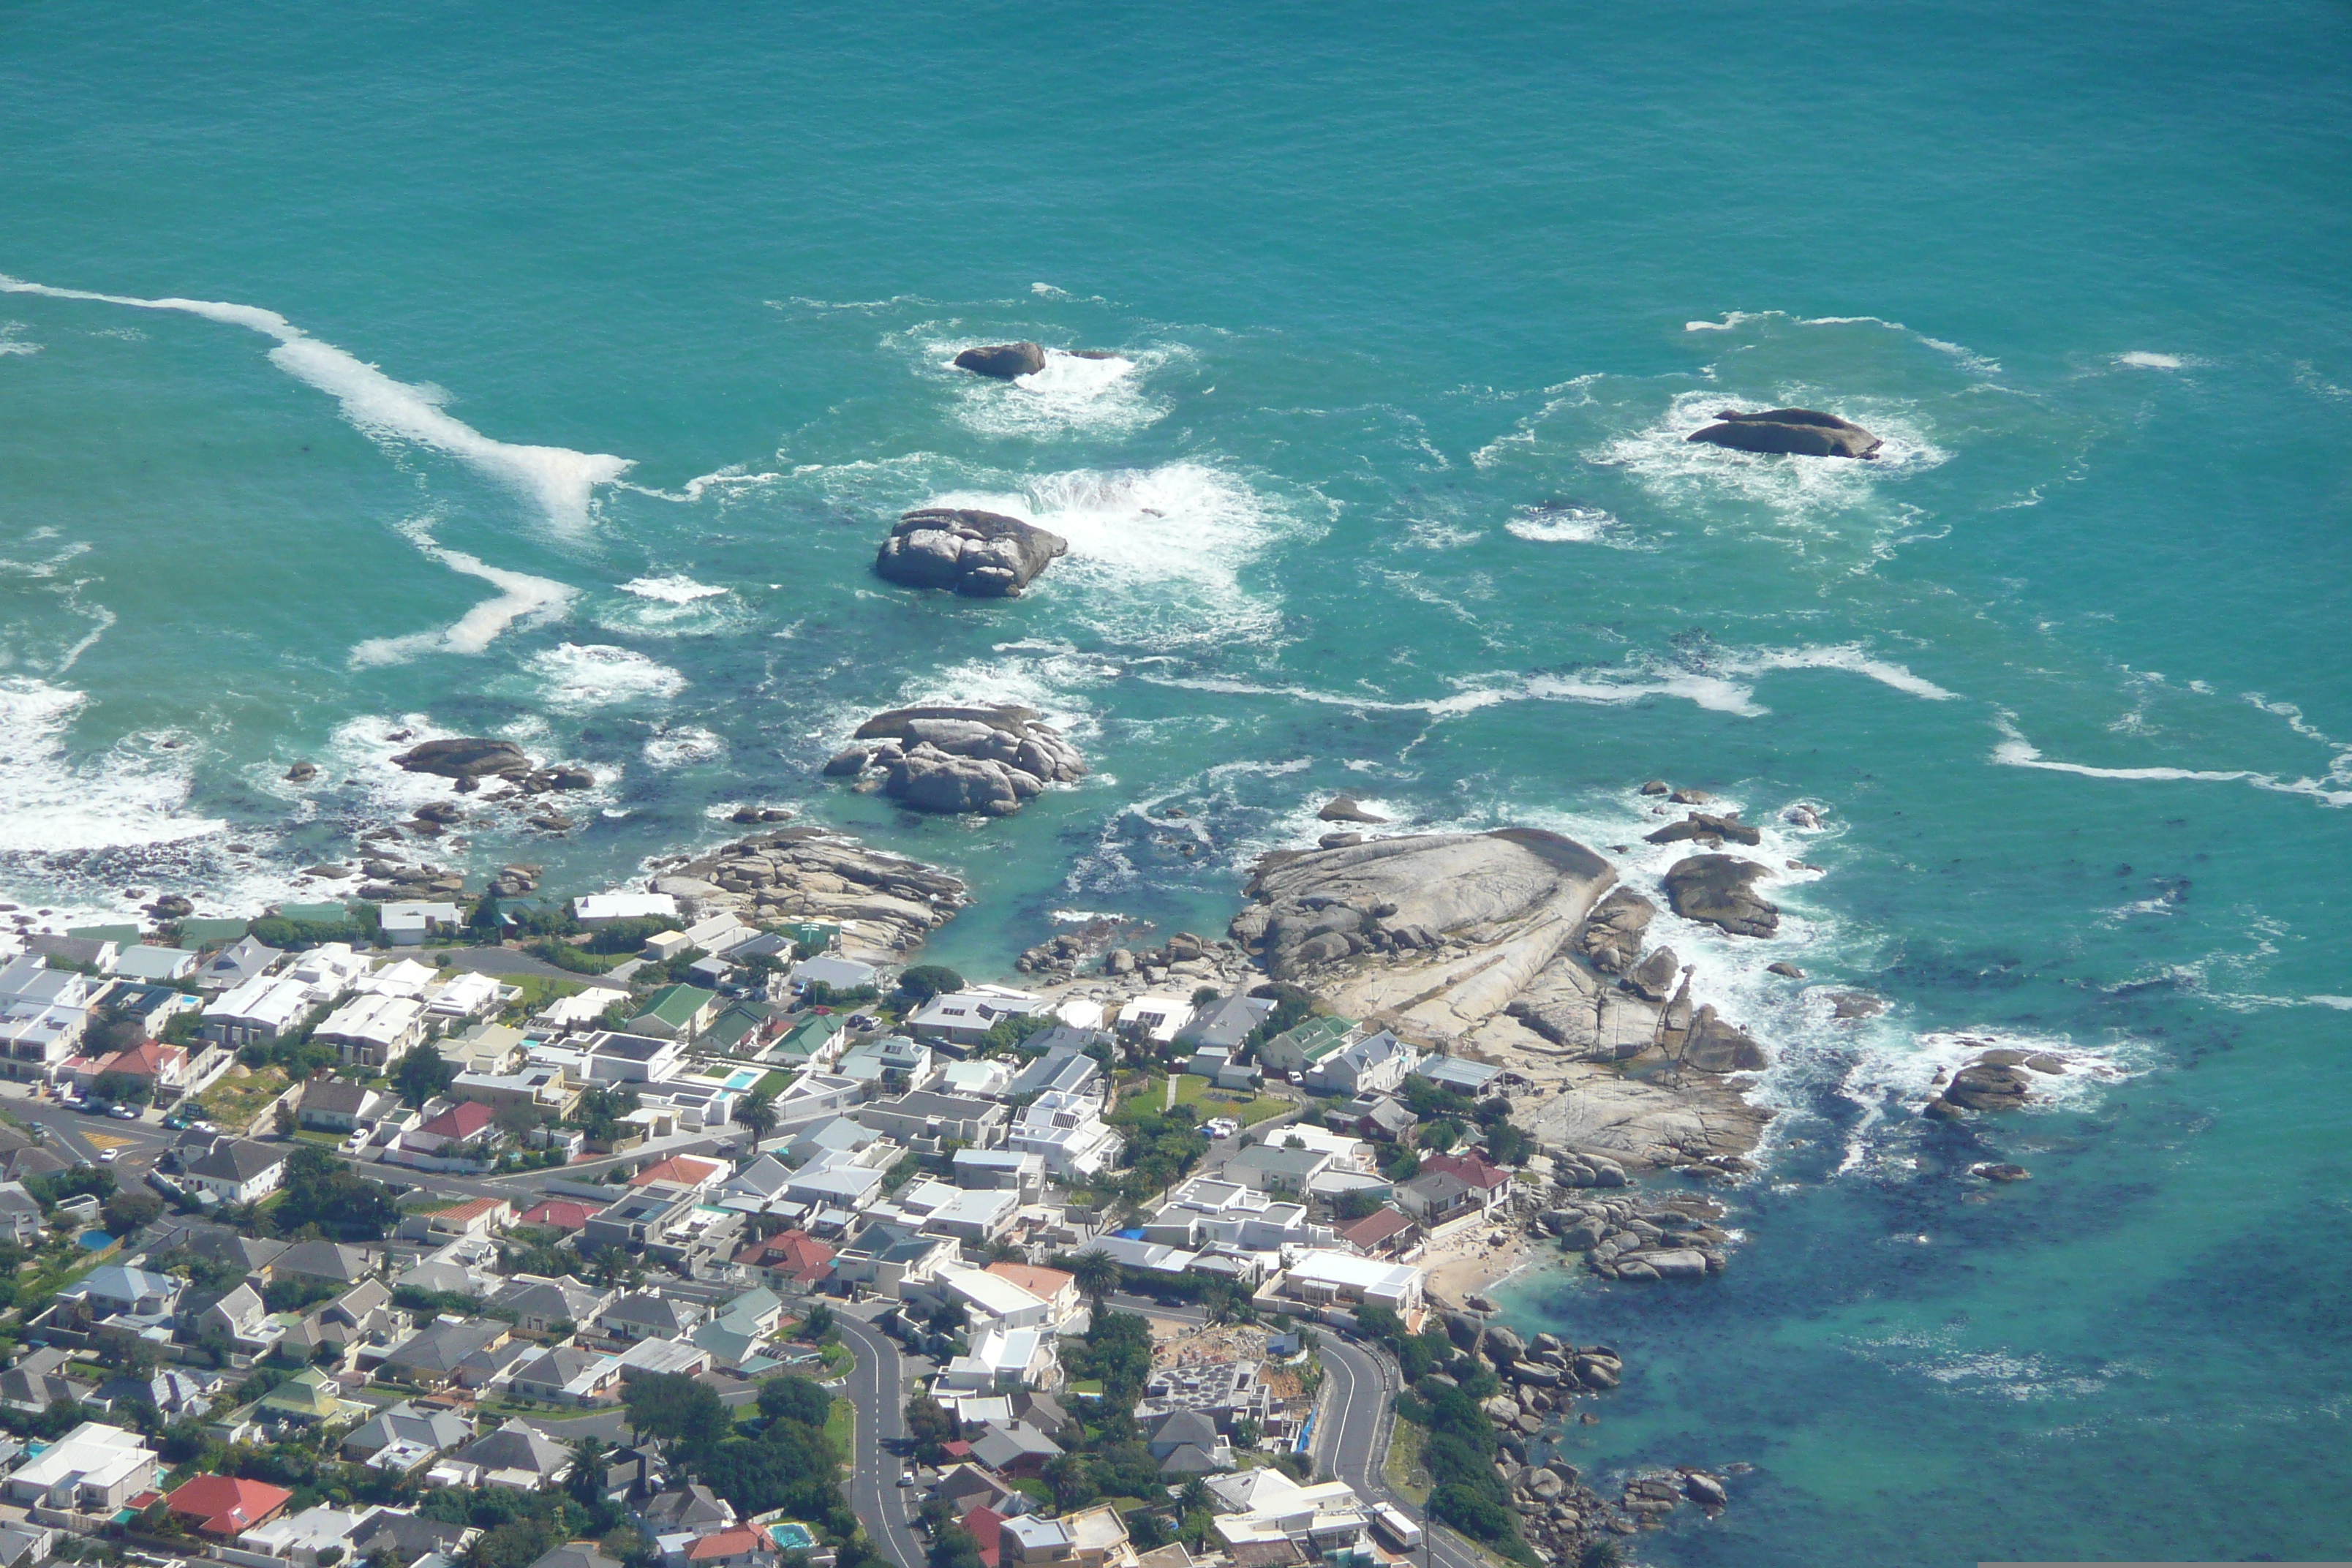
[0,781,1931,1568]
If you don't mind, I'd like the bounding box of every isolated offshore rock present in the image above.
[1318,796,1390,824]
[1663,855,1780,937]
[1686,407,1882,459]
[954,341,1048,379]
[825,705,1086,817]
[874,508,1068,598]
[391,737,532,780]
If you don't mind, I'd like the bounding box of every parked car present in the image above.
[162,1114,188,1130]
[107,1104,137,1120]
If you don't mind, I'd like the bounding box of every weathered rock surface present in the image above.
[1687,407,1882,459]
[1934,1060,2033,1116]
[953,341,1047,379]
[649,826,968,960]
[1645,810,1762,848]
[1235,829,1616,1041]
[1318,796,1389,824]
[824,705,1086,817]
[1670,1005,1769,1073]
[873,508,1068,598]
[1663,854,1780,937]
[392,737,532,781]
[1576,888,1655,974]
[284,761,317,783]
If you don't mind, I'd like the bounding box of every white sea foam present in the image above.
[643,726,726,768]
[0,274,633,532]
[946,345,1169,439]
[1504,504,1618,543]
[2116,351,2184,370]
[1989,711,2352,806]
[1139,643,1951,723]
[1829,1027,2157,1177]
[0,678,225,853]
[1591,388,1950,524]
[0,323,39,357]
[920,462,1321,649]
[526,644,687,712]
[349,523,576,667]
[621,575,726,604]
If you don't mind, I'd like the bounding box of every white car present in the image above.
[97,1149,118,1164]
[107,1104,137,1120]
[1206,1117,1238,1140]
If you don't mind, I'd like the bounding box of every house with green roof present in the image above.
[702,1000,783,1055]
[628,983,720,1041]
[764,1011,843,1068]
[176,916,252,949]
[257,1365,360,1426]
[1254,1014,1357,1077]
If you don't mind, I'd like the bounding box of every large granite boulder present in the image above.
[1936,1061,2033,1115]
[874,508,1068,598]
[391,737,532,781]
[1674,1005,1768,1073]
[823,705,1086,818]
[1663,855,1780,937]
[1576,888,1655,975]
[954,342,1049,379]
[1686,407,1882,459]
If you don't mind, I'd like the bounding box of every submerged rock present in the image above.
[953,341,1047,379]
[1687,407,1883,459]
[873,508,1068,598]
[1663,854,1780,937]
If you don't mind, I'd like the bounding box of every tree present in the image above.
[493,1101,543,1143]
[273,1100,297,1137]
[392,1047,457,1107]
[904,1394,962,1462]
[102,1190,164,1235]
[798,1303,834,1341]
[736,1088,777,1152]
[897,965,963,1003]
[568,1436,610,1508]
[624,1372,729,1447]
[90,1071,153,1107]
[1070,1250,1120,1306]
[273,1144,400,1239]
[757,1376,831,1427]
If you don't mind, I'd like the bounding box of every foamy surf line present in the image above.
[1140,644,1957,722]
[1991,713,2352,807]
[350,524,575,667]
[0,274,632,531]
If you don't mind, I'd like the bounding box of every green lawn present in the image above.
[755,1070,793,1096]
[1172,1074,1291,1126]
[1383,1416,1431,1504]
[825,1395,854,1457]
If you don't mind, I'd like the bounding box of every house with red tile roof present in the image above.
[1333,1205,1420,1259]
[165,1474,293,1537]
[391,1098,507,1172]
[1417,1150,1512,1194]
[733,1229,834,1292]
[518,1199,601,1233]
[630,1154,725,1193]
[685,1528,777,1568]
[961,1504,1006,1568]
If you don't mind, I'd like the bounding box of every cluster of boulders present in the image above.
[1926,1044,2065,1120]
[1686,407,1882,459]
[1646,810,1761,848]
[483,864,542,900]
[1015,932,1100,976]
[643,826,968,960]
[390,736,595,797]
[951,341,1121,380]
[1618,1469,1732,1527]
[355,859,466,902]
[728,805,795,826]
[1536,1189,1733,1281]
[872,508,1068,598]
[824,706,1087,818]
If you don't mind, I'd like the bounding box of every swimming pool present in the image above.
[723,1068,764,1092]
[768,1523,815,1552]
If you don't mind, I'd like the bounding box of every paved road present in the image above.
[1318,1335,1496,1568]
[834,1308,924,1568]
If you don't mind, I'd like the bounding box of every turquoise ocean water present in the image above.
[4,3,2349,1559]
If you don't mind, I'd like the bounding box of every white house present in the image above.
[905,986,1047,1047]
[1005,1090,1123,1178]
[181,1139,290,1205]
[314,994,429,1069]
[574,893,680,926]
[200,976,314,1049]
[4,1422,159,1514]
[380,902,464,946]
[112,946,196,983]
[1116,995,1196,1046]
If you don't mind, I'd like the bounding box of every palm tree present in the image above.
[1071,1248,1120,1308]
[736,1087,777,1156]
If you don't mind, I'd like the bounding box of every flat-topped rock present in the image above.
[825,704,1086,818]
[1688,407,1882,459]
[392,737,532,780]
[655,826,969,960]
[874,508,1068,598]
[1664,854,1780,937]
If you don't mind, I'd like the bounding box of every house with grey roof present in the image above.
[1300,1029,1419,1098]
[0,1182,44,1246]
[180,1281,278,1353]
[455,1420,574,1489]
[968,1420,1063,1479]
[342,1401,475,1468]
[298,1078,398,1131]
[196,935,282,991]
[273,1239,377,1286]
[508,1345,624,1407]
[1179,993,1276,1054]
[637,1482,736,1535]
[149,1218,287,1276]
[491,1274,614,1335]
[181,1139,288,1205]
[1221,1145,1333,1196]
[61,1263,181,1324]
[0,1349,94,1414]
[596,1291,704,1343]
[376,1318,511,1390]
[853,1090,1006,1148]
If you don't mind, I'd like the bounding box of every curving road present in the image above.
[834,1306,926,1568]
[1316,1334,1496,1568]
